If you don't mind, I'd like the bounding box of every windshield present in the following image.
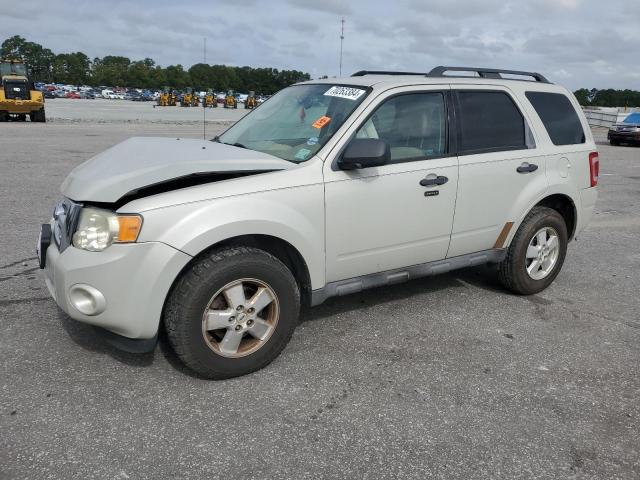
[0,62,27,77]
[623,112,640,124]
[217,84,370,162]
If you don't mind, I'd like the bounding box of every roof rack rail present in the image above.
[351,70,430,77]
[427,66,550,83]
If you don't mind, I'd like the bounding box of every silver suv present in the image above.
[38,67,599,378]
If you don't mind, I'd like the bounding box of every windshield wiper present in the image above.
[223,142,248,149]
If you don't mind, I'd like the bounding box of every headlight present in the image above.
[72,207,142,252]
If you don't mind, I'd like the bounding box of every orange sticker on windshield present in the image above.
[312,116,331,129]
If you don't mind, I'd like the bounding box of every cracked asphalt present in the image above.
[1,115,639,479]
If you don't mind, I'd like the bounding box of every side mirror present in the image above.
[337,138,390,170]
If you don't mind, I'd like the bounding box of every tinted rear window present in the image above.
[457,91,526,154]
[525,92,585,145]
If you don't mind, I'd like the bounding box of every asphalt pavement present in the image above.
[1,117,639,479]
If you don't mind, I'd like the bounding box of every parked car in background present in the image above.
[608,112,640,146]
[64,91,81,99]
[43,90,56,99]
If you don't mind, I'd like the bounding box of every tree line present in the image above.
[574,88,640,108]
[1,35,311,94]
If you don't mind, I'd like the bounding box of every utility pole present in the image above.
[339,17,345,76]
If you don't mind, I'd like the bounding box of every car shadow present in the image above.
[58,265,514,376]
[301,265,509,324]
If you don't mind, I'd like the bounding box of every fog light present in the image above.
[68,284,106,316]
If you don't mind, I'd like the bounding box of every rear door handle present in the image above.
[420,175,448,187]
[517,162,538,174]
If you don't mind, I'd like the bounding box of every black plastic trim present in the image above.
[352,70,431,77]
[428,66,550,84]
[93,326,158,353]
[311,249,506,306]
[349,67,551,84]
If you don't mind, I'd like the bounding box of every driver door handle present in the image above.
[420,175,448,187]
[517,162,538,174]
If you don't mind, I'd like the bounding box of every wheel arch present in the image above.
[166,234,314,309]
[534,193,577,240]
[503,192,578,249]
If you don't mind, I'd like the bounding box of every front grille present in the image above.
[53,198,82,252]
[3,80,30,100]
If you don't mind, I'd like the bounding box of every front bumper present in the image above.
[0,99,44,114]
[608,130,640,142]
[42,234,191,340]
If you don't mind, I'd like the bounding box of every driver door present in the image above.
[323,87,459,283]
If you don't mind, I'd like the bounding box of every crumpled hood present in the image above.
[61,137,293,203]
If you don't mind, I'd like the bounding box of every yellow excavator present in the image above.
[244,91,257,110]
[0,58,45,122]
[224,90,237,109]
[190,91,199,107]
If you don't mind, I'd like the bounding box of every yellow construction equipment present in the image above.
[191,92,199,107]
[244,91,257,110]
[181,89,193,107]
[224,90,237,109]
[0,58,45,122]
[157,88,177,107]
[203,91,217,108]
[157,91,170,106]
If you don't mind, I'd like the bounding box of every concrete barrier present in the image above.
[583,107,640,127]
[583,109,618,128]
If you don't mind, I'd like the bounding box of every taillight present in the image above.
[589,152,599,187]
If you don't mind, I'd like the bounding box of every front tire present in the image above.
[164,246,300,379]
[30,108,46,122]
[498,207,568,295]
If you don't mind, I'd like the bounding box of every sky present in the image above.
[1,0,639,89]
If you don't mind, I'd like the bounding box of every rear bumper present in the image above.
[577,187,598,236]
[43,238,191,340]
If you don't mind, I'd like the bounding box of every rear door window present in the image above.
[456,91,527,155]
[525,92,586,145]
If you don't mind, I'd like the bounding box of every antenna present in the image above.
[339,17,345,76]
[203,37,206,140]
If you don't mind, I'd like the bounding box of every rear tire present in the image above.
[498,207,568,295]
[0,111,7,122]
[610,139,619,146]
[164,246,300,379]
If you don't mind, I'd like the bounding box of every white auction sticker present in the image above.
[323,86,366,101]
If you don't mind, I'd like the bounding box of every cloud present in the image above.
[0,0,637,89]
